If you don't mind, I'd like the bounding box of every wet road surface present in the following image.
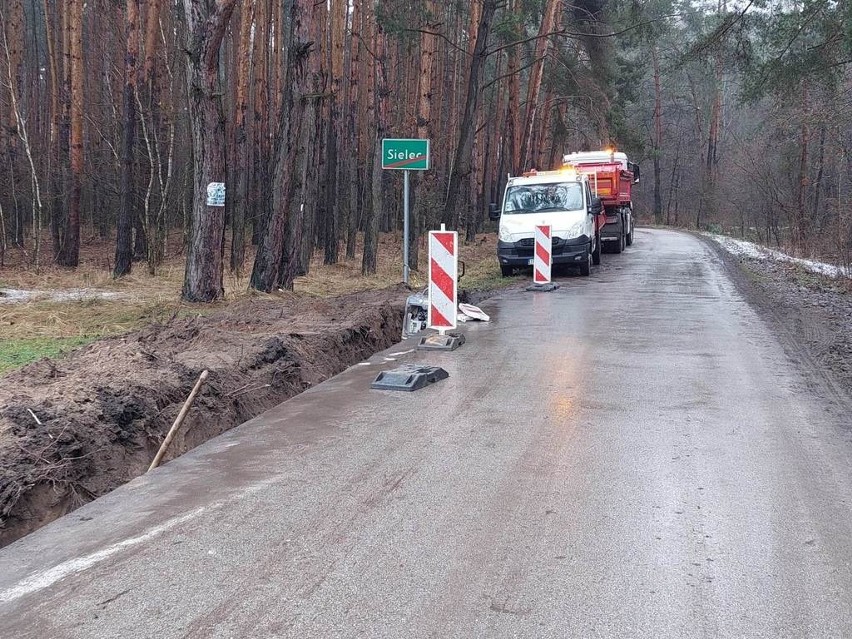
[2,228,852,637]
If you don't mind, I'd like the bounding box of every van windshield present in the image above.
[503,182,584,214]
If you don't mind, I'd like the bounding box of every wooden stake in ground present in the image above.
[148,369,209,472]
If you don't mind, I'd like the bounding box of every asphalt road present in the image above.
[2,228,852,638]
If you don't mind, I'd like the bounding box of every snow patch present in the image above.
[0,288,127,304]
[705,233,850,279]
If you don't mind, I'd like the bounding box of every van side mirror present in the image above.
[590,196,603,215]
[488,203,500,221]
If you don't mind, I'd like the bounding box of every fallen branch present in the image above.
[147,370,209,472]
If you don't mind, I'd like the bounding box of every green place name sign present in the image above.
[382,139,430,171]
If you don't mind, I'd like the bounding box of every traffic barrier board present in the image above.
[534,225,552,284]
[428,230,457,331]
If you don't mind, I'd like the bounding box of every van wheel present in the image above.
[592,232,601,265]
[579,244,592,276]
[500,265,513,277]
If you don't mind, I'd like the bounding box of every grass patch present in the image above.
[741,263,769,285]
[0,336,95,374]
[785,263,852,294]
[0,231,515,374]
[461,256,521,292]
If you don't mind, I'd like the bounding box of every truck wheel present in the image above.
[500,265,513,277]
[592,232,601,265]
[626,207,634,246]
[579,244,592,276]
[613,225,624,254]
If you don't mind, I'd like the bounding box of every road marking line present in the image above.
[0,507,207,604]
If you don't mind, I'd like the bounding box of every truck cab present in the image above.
[489,168,604,277]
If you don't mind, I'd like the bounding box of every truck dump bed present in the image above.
[562,152,637,209]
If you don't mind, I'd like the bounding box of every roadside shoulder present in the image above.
[697,233,852,414]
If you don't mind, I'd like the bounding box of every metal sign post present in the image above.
[403,170,410,284]
[382,139,430,286]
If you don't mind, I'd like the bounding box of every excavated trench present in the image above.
[0,287,408,548]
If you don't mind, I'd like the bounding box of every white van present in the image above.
[489,169,604,276]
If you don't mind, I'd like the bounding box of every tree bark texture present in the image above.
[115,0,139,278]
[362,6,386,276]
[58,0,83,267]
[651,44,663,225]
[441,0,496,229]
[519,0,558,171]
[181,0,238,302]
[228,0,254,274]
[410,0,437,271]
[250,0,310,292]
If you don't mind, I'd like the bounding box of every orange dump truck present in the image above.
[562,151,640,253]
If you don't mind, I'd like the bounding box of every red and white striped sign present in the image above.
[534,225,552,284]
[428,230,458,331]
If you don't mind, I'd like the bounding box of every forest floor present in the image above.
[0,232,505,374]
[0,231,515,547]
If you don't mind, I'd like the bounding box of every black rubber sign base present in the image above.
[526,283,560,292]
[371,365,449,391]
[417,333,466,351]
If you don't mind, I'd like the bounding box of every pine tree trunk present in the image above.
[180,0,238,302]
[441,0,496,229]
[812,125,826,223]
[142,0,163,272]
[289,0,327,278]
[410,0,437,271]
[345,0,361,260]
[250,0,269,246]
[250,0,311,292]
[115,0,139,277]
[701,53,722,226]
[362,8,386,276]
[229,0,254,274]
[5,0,23,246]
[651,44,663,225]
[519,0,558,170]
[324,0,346,265]
[143,0,161,82]
[796,83,810,253]
[40,0,62,261]
[58,0,83,267]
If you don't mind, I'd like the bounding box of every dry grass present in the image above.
[0,230,506,369]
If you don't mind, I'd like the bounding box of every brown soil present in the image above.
[0,287,409,548]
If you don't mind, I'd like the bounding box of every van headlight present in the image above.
[498,227,513,242]
[560,220,587,239]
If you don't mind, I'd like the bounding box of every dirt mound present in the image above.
[0,287,407,547]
